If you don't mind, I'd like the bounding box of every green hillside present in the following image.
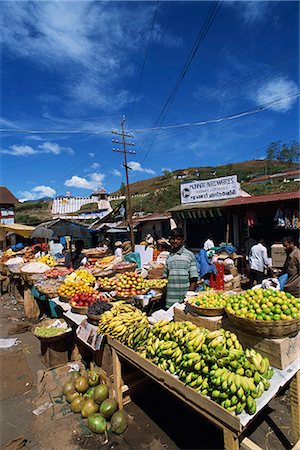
[15,159,298,224]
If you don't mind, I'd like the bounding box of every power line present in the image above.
[128,91,300,133]
[138,1,223,164]
[1,91,299,140]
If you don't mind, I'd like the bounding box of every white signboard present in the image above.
[180,175,240,204]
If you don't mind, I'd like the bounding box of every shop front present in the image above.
[169,190,300,251]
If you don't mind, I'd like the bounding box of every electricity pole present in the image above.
[112,116,135,248]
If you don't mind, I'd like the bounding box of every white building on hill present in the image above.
[51,188,112,220]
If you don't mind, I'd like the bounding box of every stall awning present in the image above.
[0,223,35,238]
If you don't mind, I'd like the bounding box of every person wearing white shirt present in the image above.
[203,234,215,251]
[249,239,270,286]
[114,241,123,258]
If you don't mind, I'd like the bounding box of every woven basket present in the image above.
[32,318,72,343]
[186,302,225,317]
[92,269,116,279]
[87,313,102,326]
[59,295,72,303]
[225,309,300,338]
[71,305,88,315]
[114,263,137,273]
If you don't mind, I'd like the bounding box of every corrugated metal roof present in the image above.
[169,190,300,212]
[169,199,229,212]
[0,187,19,205]
[226,190,300,206]
[247,169,300,183]
[136,212,171,222]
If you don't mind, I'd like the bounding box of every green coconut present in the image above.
[99,398,118,419]
[87,413,107,434]
[110,410,128,435]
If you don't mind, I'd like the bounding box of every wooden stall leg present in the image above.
[112,349,124,410]
[223,429,239,450]
[291,371,300,444]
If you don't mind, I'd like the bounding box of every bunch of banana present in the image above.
[97,303,149,345]
[134,322,274,416]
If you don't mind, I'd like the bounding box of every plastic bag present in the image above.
[278,273,288,290]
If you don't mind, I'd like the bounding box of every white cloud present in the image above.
[0,3,182,112]
[91,162,100,170]
[254,77,298,112]
[89,152,95,158]
[18,185,56,202]
[2,145,36,156]
[38,141,73,155]
[1,141,74,157]
[112,169,121,177]
[226,1,270,25]
[127,161,156,175]
[64,172,105,190]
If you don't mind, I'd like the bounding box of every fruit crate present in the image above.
[173,305,223,331]
[223,319,300,369]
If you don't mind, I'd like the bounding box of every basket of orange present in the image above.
[225,288,300,338]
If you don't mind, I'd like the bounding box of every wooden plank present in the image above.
[223,428,239,450]
[291,438,300,450]
[112,348,124,410]
[241,437,263,450]
[107,336,241,433]
[291,371,300,443]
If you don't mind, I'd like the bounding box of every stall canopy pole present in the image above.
[226,210,230,243]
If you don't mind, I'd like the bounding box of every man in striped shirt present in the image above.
[163,228,198,308]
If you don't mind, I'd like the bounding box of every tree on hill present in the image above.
[266,140,299,163]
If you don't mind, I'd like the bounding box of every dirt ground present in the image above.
[0,292,296,450]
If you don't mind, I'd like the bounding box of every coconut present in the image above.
[81,398,99,418]
[110,411,128,435]
[87,413,107,434]
[66,391,80,403]
[86,370,100,387]
[74,376,89,394]
[93,384,109,404]
[62,381,75,396]
[70,396,85,413]
[99,398,118,419]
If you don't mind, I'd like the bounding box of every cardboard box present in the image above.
[174,305,223,331]
[223,319,300,369]
[271,243,286,268]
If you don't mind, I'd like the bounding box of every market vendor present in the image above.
[163,228,198,309]
[282,236,300,297]
[114,241,123,258]
[65,240,87,269]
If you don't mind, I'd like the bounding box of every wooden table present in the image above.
[107,336,300,450]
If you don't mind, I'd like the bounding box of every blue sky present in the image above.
[1,1,299,201]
